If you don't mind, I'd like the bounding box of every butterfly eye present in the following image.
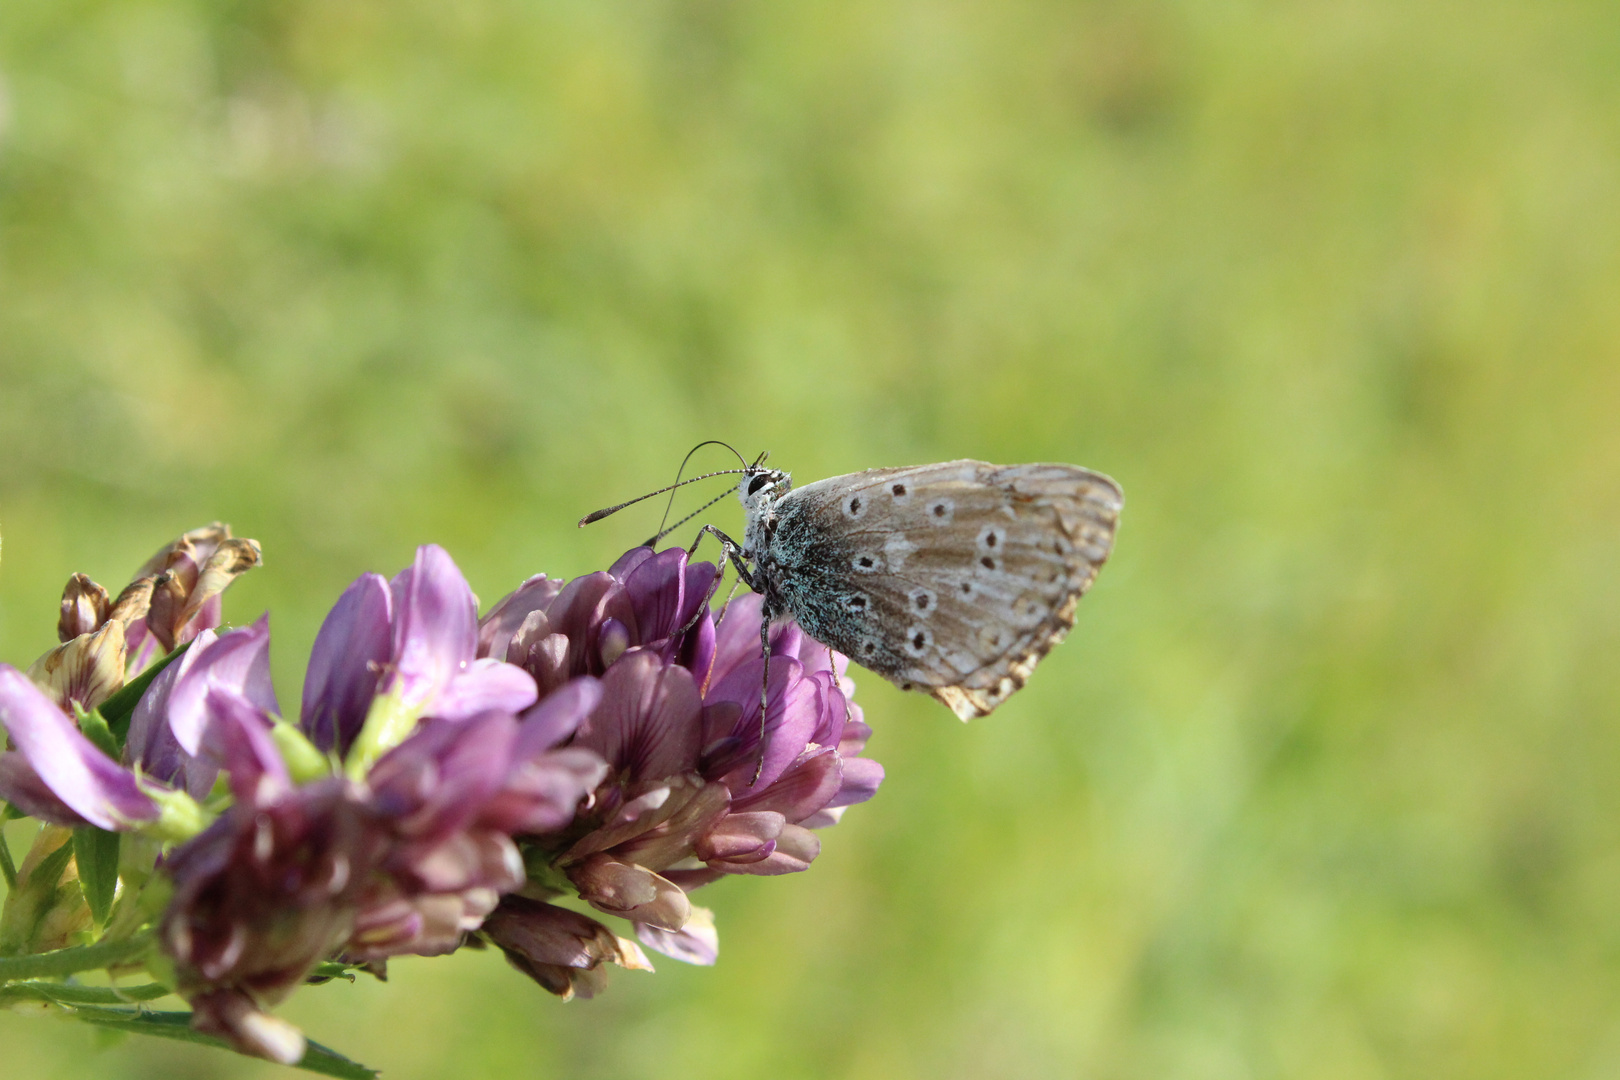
[747,474,772,495]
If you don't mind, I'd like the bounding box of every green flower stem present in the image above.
[0,932,153,982]
[0,824,17,891]
[0,979,172,1005]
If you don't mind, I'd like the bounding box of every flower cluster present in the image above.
[0,527,882,1068]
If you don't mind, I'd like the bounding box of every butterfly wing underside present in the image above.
[769,460,1122,720]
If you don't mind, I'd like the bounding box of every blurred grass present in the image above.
[3,1,1620,1077]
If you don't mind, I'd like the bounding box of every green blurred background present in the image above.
[3,1,1619,1077]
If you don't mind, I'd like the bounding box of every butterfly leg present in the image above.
[688,524,773,784]
[689,524,761,592]
[827,643,854,729]
[752,605,774,787]
[677,523,761,638]
[670,530,742,641]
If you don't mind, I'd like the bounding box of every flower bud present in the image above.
[57,574,111,642]
[567,853,691,931]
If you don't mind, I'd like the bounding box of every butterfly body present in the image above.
[732,460,1122,720]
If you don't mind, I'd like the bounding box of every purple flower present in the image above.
[479,547,716,696]
[162,777,381,1064]
[1,531,887,1061]
[0,666,158,829]
[304,546,539,767]
[0,619,277,834]
[474,548,885,994]
[153,548,607,1060]
[159,690,605,1058]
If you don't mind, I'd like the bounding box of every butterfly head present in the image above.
[738,466,791,520]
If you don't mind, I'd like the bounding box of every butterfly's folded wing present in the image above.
[772,460,1122,720]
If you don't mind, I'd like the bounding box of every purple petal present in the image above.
[478,574,563,661]
[608,780,731,871]
[568,854,691,931]
[694,811,784,862]
[200,689,291,803]
[705,592,765,688]
[389,831,523,895]
[368,713,517,842]
[300,573,393,754]
[676,564,718,677]
[515,677,602,757]
[827,756,885,808]
[479,747,607,835]
[597,618,631,668]
[709,823,819,875]
[125,620,161,676]
[623,548,690,644]
[430,659,538,722]
[807,671,849,749]
[607,547,656,580]
[125,633,211,796]
[732,748,843,821]
[542,572,636,678]
[167,616,277,756]
[178,593,224,647]
[573,652,704,783]
[387,545,478,711]
[482,896,652,995]
[0,666,156,829]
[705,657,820,791]
[634,909,718,966]
[838,715,873,758]
[0,753,92,826]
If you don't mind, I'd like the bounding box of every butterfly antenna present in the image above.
[578,467,746,526]
[653,440,751,540]
[644,485,736,547]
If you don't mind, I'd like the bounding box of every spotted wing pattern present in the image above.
[765,460,1122,720]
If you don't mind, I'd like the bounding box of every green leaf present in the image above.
[71,1008,378,1078]
[73,706,120,760]
[99,642,191,744]
[307,960,358,982]
[71,828,121,925]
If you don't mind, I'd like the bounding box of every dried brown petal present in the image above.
[57,574,111,642]
[26,619,128,711]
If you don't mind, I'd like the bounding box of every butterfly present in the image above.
[691,459,1123,720]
